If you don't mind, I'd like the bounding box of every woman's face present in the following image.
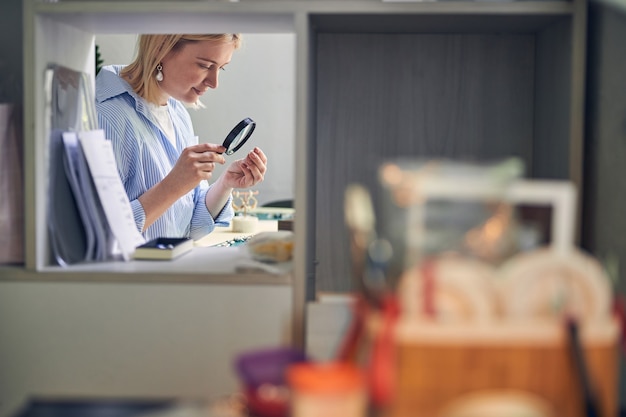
[158,39,236,105]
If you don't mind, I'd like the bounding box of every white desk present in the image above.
[194,219,280,247]
[34,220,289,279]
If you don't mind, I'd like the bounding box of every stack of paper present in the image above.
[45,65,145,265]
[49,129,146,264]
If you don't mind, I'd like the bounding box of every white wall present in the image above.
[96,33,296,206]
[0,281,292,417]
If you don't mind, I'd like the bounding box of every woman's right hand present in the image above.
[138,142,226,231]
[165,142,226,195]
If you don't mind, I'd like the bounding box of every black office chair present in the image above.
[261,199,294,209]
[260,199,294,230]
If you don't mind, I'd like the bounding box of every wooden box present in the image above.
[379,318,620,417]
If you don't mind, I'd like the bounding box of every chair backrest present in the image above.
[262,199,294,209]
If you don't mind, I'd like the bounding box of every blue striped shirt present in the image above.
[95,65,233,241]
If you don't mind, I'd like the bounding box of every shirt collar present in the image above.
[96,65,183,117]
[96,65,158,116]
[96,65,134,102]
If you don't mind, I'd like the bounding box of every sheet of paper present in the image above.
[78,130,145,260]
[61,131,98,261]
[47,129,89,266]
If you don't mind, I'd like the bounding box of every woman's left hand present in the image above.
[223,147,267,189]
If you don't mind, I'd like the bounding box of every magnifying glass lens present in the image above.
[223,118,256,155]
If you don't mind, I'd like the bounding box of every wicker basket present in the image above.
[367,316,620,417]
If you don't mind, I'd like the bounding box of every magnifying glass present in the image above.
[222,117,256,156]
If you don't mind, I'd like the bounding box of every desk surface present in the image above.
[194,219,279,247]
[195,206,293,247]
[33,219,291,280]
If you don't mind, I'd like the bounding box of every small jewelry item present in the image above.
[155,63,164,82]
[232,190,259,215]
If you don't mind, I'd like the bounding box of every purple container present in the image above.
[234,346,307,388]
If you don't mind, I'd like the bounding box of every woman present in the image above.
[96,34,267,241]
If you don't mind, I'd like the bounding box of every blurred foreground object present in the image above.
[234,346,306,417]
[246,231,294,263]
[341,158,619,417]
[287,361,367,417]
[439,389,555,417]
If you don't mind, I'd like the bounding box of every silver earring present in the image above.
[155,63,163,82]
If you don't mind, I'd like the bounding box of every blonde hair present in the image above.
[121,34,242,105]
